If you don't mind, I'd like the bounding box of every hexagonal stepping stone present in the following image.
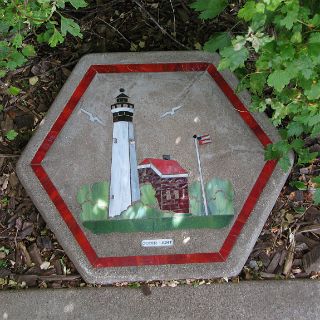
[17,52,292,284]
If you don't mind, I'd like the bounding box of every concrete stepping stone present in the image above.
[17,51,292,284]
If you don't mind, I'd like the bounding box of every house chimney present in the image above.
[163,155,170,160]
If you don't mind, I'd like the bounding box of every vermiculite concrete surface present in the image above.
[17,52,293,284]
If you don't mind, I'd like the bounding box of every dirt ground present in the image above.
[0,0,319,289]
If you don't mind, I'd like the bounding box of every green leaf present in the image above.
[264,144,280,160]
[290,31,302,43]
[278,154,291,171]
[291,138,304,152]
[190,0,227,20]
[267,69,292,92]
[250,72,267,95]
[287,122,304,137]
[290,181,307,190]
[7,51,26,70]
[7,86,21,96]
[203,32,231,52]
[12,34,23,48]
[56,0,66,8]
[309,32,320,44]
[305,83,320,100]
[5,129,18,141]
[238,1,256,21]
[312,177,320,184]
[308,113,320,126]
[311,123,320,138]
[219,46,249,71]
[68,0,87,9]
[60,16,82,38]
[48,28,64,47]
[22,45,36,57]
[313,188,320,205]
[265,0,284,11]
[308,32,320,61]
[279,9,298,30]
[278,43,295,61]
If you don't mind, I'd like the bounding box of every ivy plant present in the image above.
[191,0,320,204]
[0,0,87,79]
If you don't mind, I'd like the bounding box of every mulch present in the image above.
[0,0,319,289]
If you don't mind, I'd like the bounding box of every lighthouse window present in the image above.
[166,190,171,200]
[174,190,179,199]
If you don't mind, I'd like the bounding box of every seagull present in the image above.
[160,105,183,119]
[80,108,106,126]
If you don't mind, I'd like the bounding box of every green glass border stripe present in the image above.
[83,215,234,234]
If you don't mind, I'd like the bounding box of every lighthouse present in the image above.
[109,89,140,218]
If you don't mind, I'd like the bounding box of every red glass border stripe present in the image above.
[30,62,277,268]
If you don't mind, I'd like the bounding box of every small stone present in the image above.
[29,76,39,86]
[40,261,50,270]
[299,168,309,174]
[303,245,320,273]
[248,260,259,270]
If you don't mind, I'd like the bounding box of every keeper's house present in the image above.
[137,157,189,213]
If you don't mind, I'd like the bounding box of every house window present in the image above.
[166,190,171,200]
[174,190,179,199]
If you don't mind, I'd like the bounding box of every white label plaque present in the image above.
[141,239,174,247]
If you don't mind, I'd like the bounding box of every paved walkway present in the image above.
[0,280,319,319]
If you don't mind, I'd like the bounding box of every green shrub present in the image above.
[191,0,320,204]
[0,0,87,78]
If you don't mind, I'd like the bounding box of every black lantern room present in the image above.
[111,88,134,122]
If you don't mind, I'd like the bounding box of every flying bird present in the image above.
[80,108,106,126]
[160,105,183,119]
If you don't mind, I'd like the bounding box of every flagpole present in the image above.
[193,136,209,216]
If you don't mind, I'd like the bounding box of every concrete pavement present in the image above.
[0,280,319,320]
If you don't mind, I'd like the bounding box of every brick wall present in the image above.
[138,168,189,213]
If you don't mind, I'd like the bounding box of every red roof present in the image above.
[139,158,188,176]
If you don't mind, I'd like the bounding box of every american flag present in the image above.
[197,134,212,145]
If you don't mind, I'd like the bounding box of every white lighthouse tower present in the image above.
[109,89,140,218]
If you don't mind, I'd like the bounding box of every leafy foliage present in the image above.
[190,0,228,20]
[192,0,320,203]
[189,178,235,216]
[206,178,235,216]
[119,183,175,220]
[0,0,87,80]
[5,129,18,141]
[77,181,109,222]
